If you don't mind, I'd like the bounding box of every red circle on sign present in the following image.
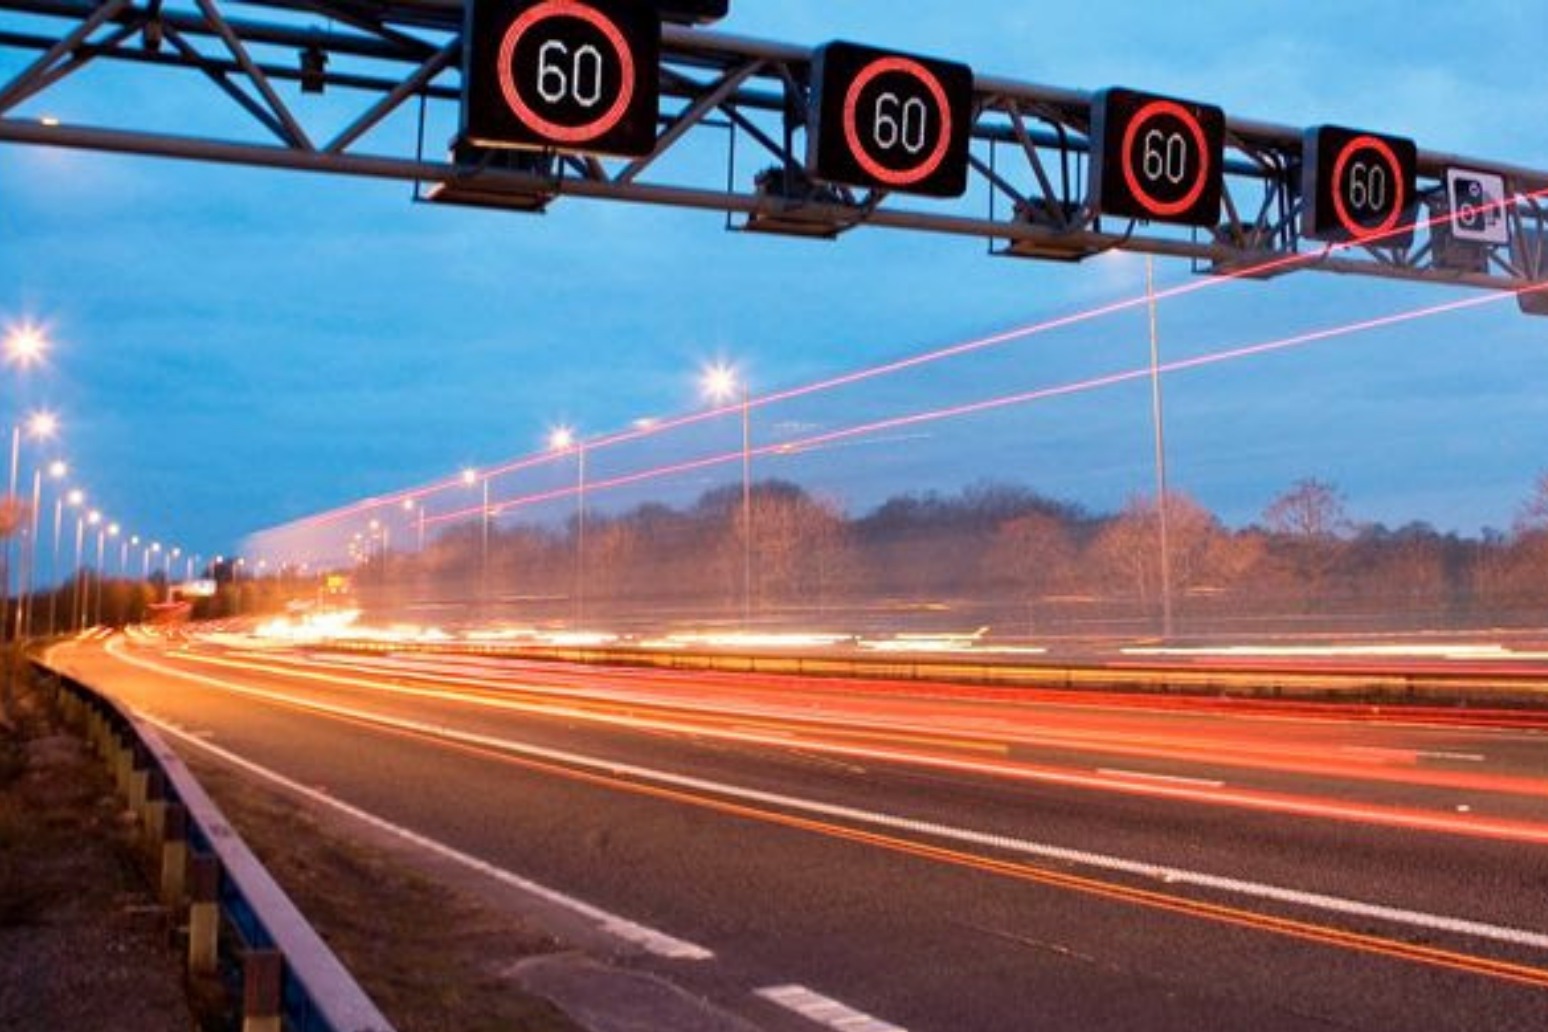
[1330,135,1406,240]
[841,57,953,188]
[1120,100,1210,219]
[496,0,635,144]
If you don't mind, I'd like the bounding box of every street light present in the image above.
[401,497,425,553]
[50,486,81,636]
[2,322,49,369]
[702,363,752,626]
[22,458,66,640]
[549,426,585,626]
[91,518,111,627]
[4,410,56,642]
[463,468,490,614]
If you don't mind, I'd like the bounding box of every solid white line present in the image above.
[141,713,713,962]
[1096,768,1226,789]
[756,985,908,1032]
[101,641,1548,953]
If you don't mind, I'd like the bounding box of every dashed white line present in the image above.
[142,714,714,962]
[757,985,907,1032]
[1341,746,1487,763]
[101,642,1548,952]
[1096,768,1226,789]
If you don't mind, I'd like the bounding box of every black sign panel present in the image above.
[807,41,974,198]
[1302,125,1417,246]
[656,0,726,23]
[1090,87,1225,227]
[462,0,660,157]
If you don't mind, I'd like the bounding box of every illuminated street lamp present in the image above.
[22,458,66,640]
[549,426,585,626]
[2,322,49,369]
[91,518,114,626]
[4,410,56,642]
[50,487,82,636]
[702,363,752,626]
[402,497,425,552]
[70,508,98,631]
[463,467,490,612]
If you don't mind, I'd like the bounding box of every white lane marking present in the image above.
[1096,768,1226,789]
[1341,746,1487,763]
[757,985,907,1032]
[102,642,1548,952]
[141,714,713,962]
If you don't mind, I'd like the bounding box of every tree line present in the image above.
[350,473,1548,639]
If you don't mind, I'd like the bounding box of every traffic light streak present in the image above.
[282,182,1548,537]
[424,279,1547,526]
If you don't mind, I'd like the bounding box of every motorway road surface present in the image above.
[47,629,1548,1032]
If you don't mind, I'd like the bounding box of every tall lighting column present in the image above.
[462,468,490,618]
[21,456,65,640]
[549,427,585,627]
[702,363,752,627]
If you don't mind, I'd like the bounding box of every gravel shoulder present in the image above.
[0,676,202,1032]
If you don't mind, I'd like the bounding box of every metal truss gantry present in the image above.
[1,0,1546,308]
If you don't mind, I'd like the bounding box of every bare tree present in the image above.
[1515,471,1548,535]
[1264,478,1349,539]
[984,510,1078,634]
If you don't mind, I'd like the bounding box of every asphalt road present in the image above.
[47,630,1548,1032]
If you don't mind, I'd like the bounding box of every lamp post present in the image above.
[51,487,81,636]
[549,427,586,627]
[463,468,490,616]
[101,523,120,626]
[91,518,109,627]
[21,457,66,641]
[1145,257,1175,640]
[4,410,56,643]
[70,509,93,632]
[702,363,752,627]
[402,497,425,553]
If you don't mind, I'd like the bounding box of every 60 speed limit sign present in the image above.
[462,0,660,158]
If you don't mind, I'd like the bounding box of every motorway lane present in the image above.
[50,633,1548,1032]
[172,641,1548,830]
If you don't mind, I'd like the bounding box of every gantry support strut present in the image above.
[0,0,1544,302]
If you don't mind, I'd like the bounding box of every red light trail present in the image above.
[423,278,1548,526]
[267,187,1548,541]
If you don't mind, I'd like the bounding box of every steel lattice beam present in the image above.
[1,0,1545,308]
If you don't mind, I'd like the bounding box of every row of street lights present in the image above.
[3,321,204,638]
[359,362,756,630]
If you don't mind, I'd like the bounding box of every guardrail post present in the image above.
[144,769,167,846]
[128,744,151,822]
[114,730,133,797]
[160,803,188,908]
[242,949,284,1032]
[188,854,220,976]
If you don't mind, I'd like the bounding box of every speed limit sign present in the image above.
[1090,87,1225,228]
[1302,125,1417,246]
[807,41,974,199]
[462,0,661,157]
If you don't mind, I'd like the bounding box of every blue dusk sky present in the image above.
[1,1,1546,567]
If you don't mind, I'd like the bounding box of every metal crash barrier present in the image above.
[31,660,395,1032]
